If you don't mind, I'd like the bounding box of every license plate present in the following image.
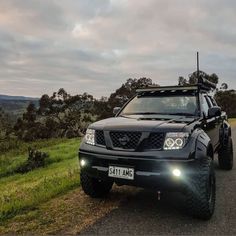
[108,166,134,180]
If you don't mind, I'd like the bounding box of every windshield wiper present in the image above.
[168,112,196,116]
[122,112,167,115]
[122,112,197,116]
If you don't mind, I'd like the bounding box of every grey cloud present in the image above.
[0,0,235,98]
[4,0,64,24]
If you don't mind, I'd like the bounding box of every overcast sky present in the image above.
[0,0,235,98]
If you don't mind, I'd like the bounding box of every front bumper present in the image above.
[79,150,199,191]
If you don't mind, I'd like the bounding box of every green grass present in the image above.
[0,138,79,178]
[0,137,65,155]
[0,138,81,221]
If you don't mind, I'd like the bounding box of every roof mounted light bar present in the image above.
[136,77,217,93]
[136,85,198,93]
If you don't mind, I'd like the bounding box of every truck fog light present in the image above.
[80,159,86,167]
[172,168,181,177]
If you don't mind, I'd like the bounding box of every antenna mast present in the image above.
[197,51,199,79]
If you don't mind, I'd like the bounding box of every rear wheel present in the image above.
[186,157,216,220]
[218,137,234,170]
[80,170,113,198]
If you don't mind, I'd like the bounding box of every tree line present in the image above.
[13,77,155,141]
[0,73,235,142]
[178,70,236,117]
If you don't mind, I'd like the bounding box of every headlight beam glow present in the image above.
[80,159,86,167]
[172,168,181,177]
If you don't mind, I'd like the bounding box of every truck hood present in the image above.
[89,115,196,132]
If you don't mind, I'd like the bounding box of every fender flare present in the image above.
[192,129,214,160]
[220,120,231,146]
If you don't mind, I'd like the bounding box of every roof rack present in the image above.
[136,85,198,93]
[136,78,217,93]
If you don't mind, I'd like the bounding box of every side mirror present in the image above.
[113,107,121,115]
[208,106,221,118]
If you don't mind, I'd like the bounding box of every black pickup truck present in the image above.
[79,78,233,220]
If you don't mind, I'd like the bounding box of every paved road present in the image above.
[82,127,236,235]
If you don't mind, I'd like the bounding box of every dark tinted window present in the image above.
[209,96,218,106]
[205,96,213,107]
[202,95,210,116]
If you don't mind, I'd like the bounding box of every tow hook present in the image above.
[157,191,161,200]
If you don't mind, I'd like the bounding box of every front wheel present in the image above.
[186,157,216,220]
[218,137,234,170]
[80,170,113,198]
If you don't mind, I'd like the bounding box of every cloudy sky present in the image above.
[0,0,235,98]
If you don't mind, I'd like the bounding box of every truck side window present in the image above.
[202,95,210,117]
[209,96,218,106]
[205,96,213,108]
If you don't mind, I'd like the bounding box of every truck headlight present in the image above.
[164,132,189,150]
[85,129,95,145]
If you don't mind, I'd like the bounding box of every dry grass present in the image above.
[0,185,139,235]
[229,118,236,127]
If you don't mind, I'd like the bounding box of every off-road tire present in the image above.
[218,137,234,170]
[186,157,216,220]
[80,170,113,198]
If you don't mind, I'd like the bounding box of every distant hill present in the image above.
[0,94,38,101]
[0,94,39,121]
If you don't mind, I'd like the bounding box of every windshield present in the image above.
[121,94,198,116]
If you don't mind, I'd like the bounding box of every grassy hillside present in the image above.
[0,138,81,221]
[0,138,73,177]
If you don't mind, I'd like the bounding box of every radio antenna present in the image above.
[197,51,200,79]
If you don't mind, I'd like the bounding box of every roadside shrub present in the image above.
[17,147,49,173]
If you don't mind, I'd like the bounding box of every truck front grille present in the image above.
[144,132,165,150]
[95,130,105,146]
[110,131,142,150]
[95,130,165,151]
